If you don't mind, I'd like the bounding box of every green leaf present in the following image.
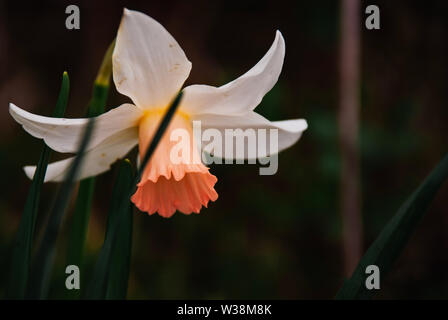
[83,159,133,300]
[85,91,183,300]
[66,41,115,297]
[86,39,115,118]
[104,159,133,299]
[66,178,95,270]
[27,118,96,299]
[5,72,70,299]
[336,153,448,299]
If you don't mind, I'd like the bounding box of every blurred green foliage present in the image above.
[0,0,447,299]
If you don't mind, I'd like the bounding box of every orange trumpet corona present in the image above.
[131,111,218,217]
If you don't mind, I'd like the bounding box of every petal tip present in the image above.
[23,165,35,180]
[301,119,308,131]
[8,102,19,115]
[275,30,286,52]
[275,29,283,38]
[122,7,132,16]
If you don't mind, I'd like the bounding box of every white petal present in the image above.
[113,8,192,109]
[10,103,143,153]
[193,111,307,160]
[24,127,138,182]
[181,31,285,116]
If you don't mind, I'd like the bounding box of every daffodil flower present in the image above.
[9,9,307,218]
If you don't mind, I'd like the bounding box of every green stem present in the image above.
[5,72,69,299]
[65,41,114,299]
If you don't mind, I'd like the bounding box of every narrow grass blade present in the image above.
[66,179,95,267]
[86,39,115,118]
[5,72,69,299]
[66,41,115,293]
[85,92,183,300]
[336,153,448,299]
[27,118,96,299]
[104,159,133,299]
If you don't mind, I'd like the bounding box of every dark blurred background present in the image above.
[0,0,447,299]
